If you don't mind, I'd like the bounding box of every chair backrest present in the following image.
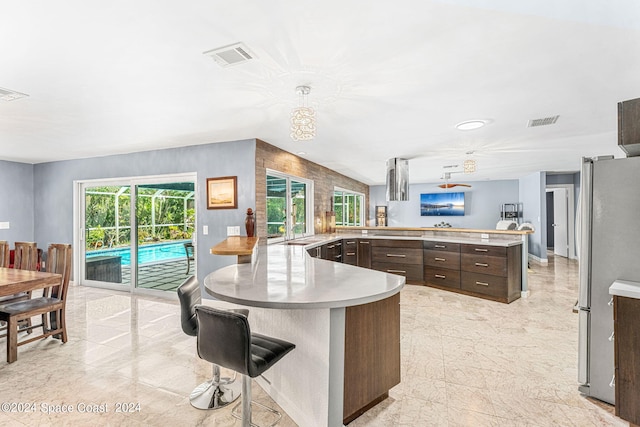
[184,242,194,260]
[177,276,201,336]
[0,240,9,268]
[14,241,38,271]
[195,306,252,377]
[45,244,72,300]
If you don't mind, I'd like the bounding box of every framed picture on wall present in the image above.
[206,176,237,209]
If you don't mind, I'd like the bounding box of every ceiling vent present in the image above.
[203,42,256,67]
[527,115,559,127]
[0,87,29,101]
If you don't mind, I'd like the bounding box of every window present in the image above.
[334,188,365,227]
[266,171,313,242]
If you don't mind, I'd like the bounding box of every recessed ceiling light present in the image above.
[455,120,487,131]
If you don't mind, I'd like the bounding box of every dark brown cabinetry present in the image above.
[613,295,640,425]
[343,239,358,265]
[460,244,521,303]
[305,237,522,303]
[325,241,343,262]
[423,241,461,290]
[357,239,372,269]
[371,240,423,283]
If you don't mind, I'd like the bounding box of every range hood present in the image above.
[386,158,409,201]
[618,97,640,157]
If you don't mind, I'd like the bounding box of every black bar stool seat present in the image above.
[195,305,295,427]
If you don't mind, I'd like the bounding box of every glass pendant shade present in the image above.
[290,86,316,141]
[290,106,316,141]
[463,159,476,174]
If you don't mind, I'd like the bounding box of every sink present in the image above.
[282,237,327,246]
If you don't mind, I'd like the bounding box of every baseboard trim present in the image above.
[528,254,548,264]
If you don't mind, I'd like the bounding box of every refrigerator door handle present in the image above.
[578,308,590,386]
[577,158,594,309]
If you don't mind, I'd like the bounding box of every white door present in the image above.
[553,188,569,257]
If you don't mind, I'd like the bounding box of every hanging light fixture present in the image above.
[463,159,476,174]
[290,85,316,141]
[463,151,477,174]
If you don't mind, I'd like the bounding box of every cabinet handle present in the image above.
[346,252,356,256]
[475,281,489,286]
[327,245,335,249]
[474,248,488,252]
[359,241,370,245]
[434,244,446,248]
[335,255,342,259]
[346,241,356,244]
[608,331,615,342]
[475,262,489,267]
[387,269,406,274]
[609,374,615,388]
[608,298,614,307]
[386,254,406,258]
[434,257,446,262]
[335,243,342,247]
[435,274,446,279]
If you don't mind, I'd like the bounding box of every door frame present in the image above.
[546,184,576,259]
[73,172,197,296]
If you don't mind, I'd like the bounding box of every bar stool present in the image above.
[177,277,248,409]
[195,305,295,427]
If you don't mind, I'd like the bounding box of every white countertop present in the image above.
[292,233,523,248]
[609,279,640,299]
[204,244,405,309]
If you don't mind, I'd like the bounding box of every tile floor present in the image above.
[0,255,626,426]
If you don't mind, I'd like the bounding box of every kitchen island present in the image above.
[204,242,404,427]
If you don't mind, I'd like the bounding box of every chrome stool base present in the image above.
[189,377,242,410]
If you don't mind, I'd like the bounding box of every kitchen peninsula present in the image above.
[205,240,404,427]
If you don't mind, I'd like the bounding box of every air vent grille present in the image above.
[527,115,559,127]
[203,42,256,67]
[0,87,29,101]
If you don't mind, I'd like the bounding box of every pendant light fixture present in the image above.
[290,86,316,141]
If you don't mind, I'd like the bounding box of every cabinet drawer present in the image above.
[371,262,423,282]
[370,239,423,249]
[372,247,423,265]
[424,266,460,289]
[461,244,507,257]
[461,272,507,298]
[343,239,358,249]
[461,254,507,276]
[423,241,460,253]
[344,251,357,265]
[423,249,460,270]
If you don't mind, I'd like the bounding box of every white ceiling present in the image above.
[1,0,639,185]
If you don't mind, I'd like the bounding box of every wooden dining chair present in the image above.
[0,243,72,363]
[0,241,9,268]
[13,242,39,271]
[0,242,31,307]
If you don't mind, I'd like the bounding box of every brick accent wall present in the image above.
[255,139,370,241]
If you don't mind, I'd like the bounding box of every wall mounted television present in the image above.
[420,192,465,216]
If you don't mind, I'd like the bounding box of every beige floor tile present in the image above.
[0,254,625,426]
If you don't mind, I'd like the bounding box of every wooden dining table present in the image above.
[0,267,62,298]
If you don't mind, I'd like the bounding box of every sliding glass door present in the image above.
[78,174,196,295]
[266,171,313,243]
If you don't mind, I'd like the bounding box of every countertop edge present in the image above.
[609,279,640,299]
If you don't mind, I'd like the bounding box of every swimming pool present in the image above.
[86,241,190,265]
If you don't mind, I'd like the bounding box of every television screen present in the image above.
[420,192,465,216]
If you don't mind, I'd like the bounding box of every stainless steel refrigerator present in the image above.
[577,155,640,404]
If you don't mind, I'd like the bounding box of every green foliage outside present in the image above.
[85,186,194,250]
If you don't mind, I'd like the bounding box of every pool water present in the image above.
[86,241,190,266]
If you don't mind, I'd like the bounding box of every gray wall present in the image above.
[33,139,256,281]
[369,179,519,230]
[519,171,546,261]
[0,160,35,245]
